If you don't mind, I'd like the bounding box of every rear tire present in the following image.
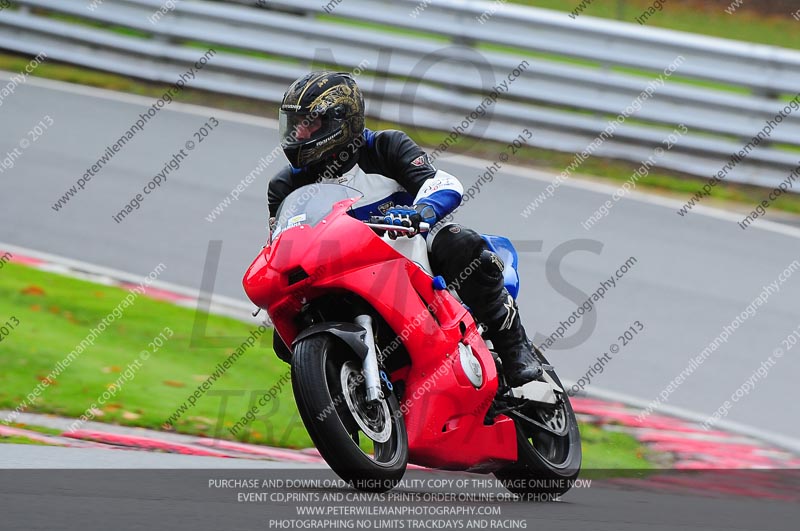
[494,351,582,498]
[291,334,408,492]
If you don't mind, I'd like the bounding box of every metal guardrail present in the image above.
[1,0,799,190]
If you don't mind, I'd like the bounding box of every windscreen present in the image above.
[271,183,363,241]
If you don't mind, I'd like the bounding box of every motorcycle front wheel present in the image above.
[291,334,408,492]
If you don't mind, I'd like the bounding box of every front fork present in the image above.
[354,314,383,404]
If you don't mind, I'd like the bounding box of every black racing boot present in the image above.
[494,325,543,387]
[469,250,543,388]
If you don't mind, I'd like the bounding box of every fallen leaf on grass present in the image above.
[163,380,185,388]
[122,411,140,420]
[101,366,121,374]
[36,375,57,386]
[21,286,45,296]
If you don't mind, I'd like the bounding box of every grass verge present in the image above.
[0,261,652,468]
[0,260,304,447]
[579,423,654,469]
[0,434,55,446]
[511,0,800,50]
[0,420,62,445]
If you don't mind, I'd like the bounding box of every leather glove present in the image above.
[383,204,436,238]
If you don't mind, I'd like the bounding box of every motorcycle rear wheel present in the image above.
[494,351,582,499]
[292,334,408,492]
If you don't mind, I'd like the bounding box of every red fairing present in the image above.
[242,197,517,470]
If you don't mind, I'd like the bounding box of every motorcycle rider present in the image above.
[268,71,542,387]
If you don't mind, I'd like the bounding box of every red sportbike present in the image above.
[243,184,581,495]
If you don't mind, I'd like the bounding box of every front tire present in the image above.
[291,334,408,492]
[494,351,582,498]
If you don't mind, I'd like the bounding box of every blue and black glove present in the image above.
[383,203,437,238]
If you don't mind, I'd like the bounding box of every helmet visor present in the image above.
[279,110,338,146]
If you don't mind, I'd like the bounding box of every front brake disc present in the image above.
[340,361,392,443]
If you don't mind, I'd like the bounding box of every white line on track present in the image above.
[0,69,281,129]
[448,153,800,240]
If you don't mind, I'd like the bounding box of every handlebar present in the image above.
[365,217,430,236]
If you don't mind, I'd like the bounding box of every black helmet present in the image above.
[279,71,365,170]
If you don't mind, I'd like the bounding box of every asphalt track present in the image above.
[2,72,800,449]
